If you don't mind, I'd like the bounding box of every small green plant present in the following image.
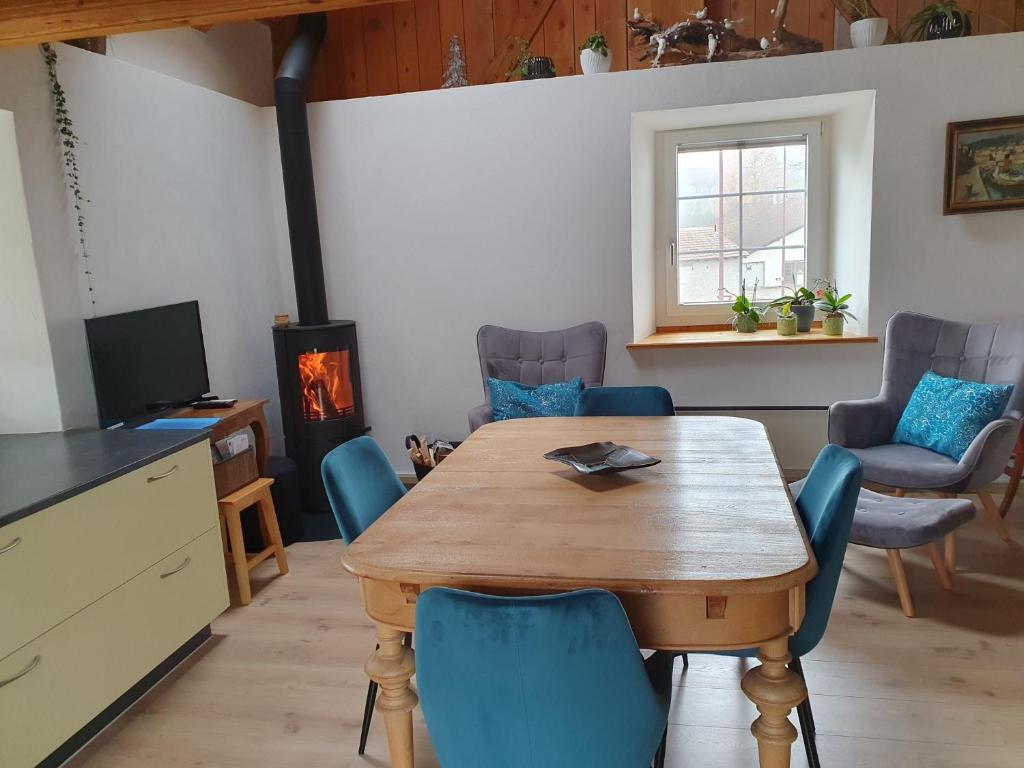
[769,285,816,309]
[579,32,609,55]
[813,285,857,321]
[776,301,794,319]
[730,280,768,331]
[900,0,968,40]
[506,38,554,80]
[840,0,881,20]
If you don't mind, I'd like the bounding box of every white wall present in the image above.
[284,32,1024,470]
[0,110,63,433]
[107,23,274,106]
[0,44,286,444]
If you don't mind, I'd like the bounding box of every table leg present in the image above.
[741,636,807,768]
[365,623,417,768]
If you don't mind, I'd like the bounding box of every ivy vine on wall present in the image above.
[41,42,96,310]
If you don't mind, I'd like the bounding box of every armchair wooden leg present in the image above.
[944,531,956,573]
[926,542,953,591]
[978,491,1012,543]
[885,549,915,617]
[893,488,906,498]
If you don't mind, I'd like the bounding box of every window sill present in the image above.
[627,326,878,350]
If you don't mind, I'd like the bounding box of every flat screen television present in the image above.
[85,301,210,427]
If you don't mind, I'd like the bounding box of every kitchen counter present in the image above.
[0,428,209,528]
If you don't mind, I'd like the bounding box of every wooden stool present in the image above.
[218,478,289,605]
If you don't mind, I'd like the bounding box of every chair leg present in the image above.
[926,542,953,591]
[652,727,667,768]
[681,652,689,670]
[358,679,378,755]
[257,488,289,575]
[944,531,957,573]
[978,490,1012,543]
[885,549,915,617]
[223,507,252,605]
[790,658,821,768]
[893,487,906,498]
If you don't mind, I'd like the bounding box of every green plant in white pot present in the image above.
[814,284,856,336]
[730,282,767,334]
[776,302,798,337]
[579,32,612,74]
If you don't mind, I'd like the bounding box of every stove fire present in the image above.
[297,349,354,422]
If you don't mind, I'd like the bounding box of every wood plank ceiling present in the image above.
[0,0,399,47]
[275,0,1024,102]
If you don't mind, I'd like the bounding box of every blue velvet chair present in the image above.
[666,444,863,768]
[574,386,675,417]
[416,588,673,768]
[321,436,407,755]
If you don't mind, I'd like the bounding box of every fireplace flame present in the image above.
[297,349,354,422]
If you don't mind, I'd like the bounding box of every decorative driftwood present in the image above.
[627,1,822,67]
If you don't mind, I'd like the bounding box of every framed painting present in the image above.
[945,115,1024,215]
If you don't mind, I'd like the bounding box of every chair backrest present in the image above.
[476,322,607,400]
[320,436,405,544]
[789,444,863,658]
[574,386,675,416]
[880,311,1024,419]
[416,587,666,768]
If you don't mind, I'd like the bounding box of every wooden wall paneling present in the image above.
[363,5,398,95]
[1018,0,1024,30]
[439,0,467,55]
[725,0,757,39]
[786,0,811,35]
[414,0,443,89]
[753,0,777,39]
[483,0,559,82]
[318,12,348,100]
[338,8,370,99]
[574,0,597,46]
[871,0,900,34]
[895,0,923,36]
[464,0,497,83]
[807,0,834,49]
[495,0,522,45]
[393,1,421,91]
[594,0,628,71]
[978,0,1013,34]
[544,0,577,75]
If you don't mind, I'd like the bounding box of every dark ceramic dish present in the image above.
[544,441,661,474]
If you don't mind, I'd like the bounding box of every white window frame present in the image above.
[655,118,830,327]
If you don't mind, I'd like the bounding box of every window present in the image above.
[656,120,828,326]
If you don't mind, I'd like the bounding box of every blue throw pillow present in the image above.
[488,377,583,421]
[892,371,1013,461]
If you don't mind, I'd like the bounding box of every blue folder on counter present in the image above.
[136,418,221,431]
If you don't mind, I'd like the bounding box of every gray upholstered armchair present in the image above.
[468,322,607,432]
[829,311,1024,540]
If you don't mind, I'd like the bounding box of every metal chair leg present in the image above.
[653,727,667,768]
[358,679,378,755]
[681,652,689,670]
[790,657,821,768]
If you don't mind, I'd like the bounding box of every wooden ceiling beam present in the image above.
[0,0,402,48]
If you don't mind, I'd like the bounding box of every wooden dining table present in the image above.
[342,416,817,768]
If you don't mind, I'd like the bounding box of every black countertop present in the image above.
[0,429,210,529]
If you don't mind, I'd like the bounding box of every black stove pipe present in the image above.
[275,13,328,327]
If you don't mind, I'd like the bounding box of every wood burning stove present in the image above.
[272,14,368,514]
[273,321,365,514]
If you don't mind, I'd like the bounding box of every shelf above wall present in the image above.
[628,326,878,350]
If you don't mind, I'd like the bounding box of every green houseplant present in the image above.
[579,32,612,74]
[900,0,972,40]
[776,302,798,337]
[769,286,817,332]
[730,281,767,334]
[814,282,856,336]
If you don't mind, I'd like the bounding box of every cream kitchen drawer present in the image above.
[0,440,218,660]
[0,525,228,768]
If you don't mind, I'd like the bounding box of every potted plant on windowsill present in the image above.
[776,302,798,337]
[579,32,612,74]
[769,286,817,332]
[814,282,856,336]
[730,281,767,334]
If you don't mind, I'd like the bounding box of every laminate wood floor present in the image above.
[70,498,1024,768]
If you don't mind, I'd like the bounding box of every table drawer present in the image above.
[0,441,218,659]
[0,526,227,768]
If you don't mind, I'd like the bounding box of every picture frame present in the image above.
[944,115,1024,215]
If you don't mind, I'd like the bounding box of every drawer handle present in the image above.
[160,556,191,579]
[147,464,179,483]
[0,654,41,689]
[0,537,21,556]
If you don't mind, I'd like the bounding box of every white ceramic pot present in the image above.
[579,48,611,74]
[850,17,888,47]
